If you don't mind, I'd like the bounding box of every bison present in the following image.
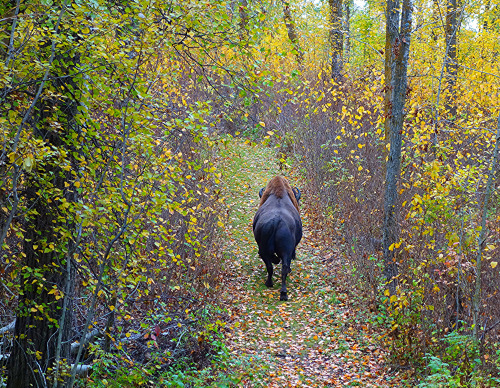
[253,176,302,301]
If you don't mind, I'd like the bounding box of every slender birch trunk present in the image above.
[383,0,401,143]
[344,0,351,64]
[281,0,304,65]
[382,0,413,295]
[444,0,459,116]
[472,116,500,339]
[239,0,249,43]
[329,0,343,80]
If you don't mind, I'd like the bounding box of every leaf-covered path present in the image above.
[219,141,395,387]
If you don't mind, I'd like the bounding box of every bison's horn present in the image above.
[294,187,301,201]
[259,188,265,198]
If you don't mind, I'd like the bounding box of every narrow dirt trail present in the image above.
[219,141,392,387]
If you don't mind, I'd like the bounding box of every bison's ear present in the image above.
[259,188,265,198]
[293,187,301,201]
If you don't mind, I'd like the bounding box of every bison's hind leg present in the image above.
[259,249,275,288]
[265,261,274,288]
[260,256,274,288]
[280,259,292,301]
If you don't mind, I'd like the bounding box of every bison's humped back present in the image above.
[259,176,299,212]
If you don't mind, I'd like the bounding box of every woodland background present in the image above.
[0,0,500,386]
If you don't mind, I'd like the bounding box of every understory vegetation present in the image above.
[1,0,499,387]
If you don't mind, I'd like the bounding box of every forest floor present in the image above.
[218,141,405,387]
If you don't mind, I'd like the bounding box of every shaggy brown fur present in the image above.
[259,176,300,212]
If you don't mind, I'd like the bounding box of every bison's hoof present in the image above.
[265,281,273,288]
[280,292,288,301]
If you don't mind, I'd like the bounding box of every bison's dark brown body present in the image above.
[253,176,302,301]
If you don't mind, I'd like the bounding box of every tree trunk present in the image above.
[104,295,117,352]
[0,0,19,60]
[344,0,351,64]
[472,116,500,339]
[239,0,249,43]
[383,0,401,143]
[431,0,440,42]
[483,0,490,30]
[444,0,459,116]
[8,172,76,388]
[7,3,79,387]
[281,0,304,65]
[382,0,413,295]
[329,0,343,80]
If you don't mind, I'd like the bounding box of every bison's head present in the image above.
[259,186,301,202]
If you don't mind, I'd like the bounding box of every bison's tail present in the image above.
[271,254,280,264]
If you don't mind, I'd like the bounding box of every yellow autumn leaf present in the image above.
[23,155,34,172]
